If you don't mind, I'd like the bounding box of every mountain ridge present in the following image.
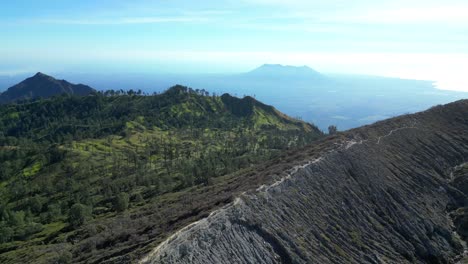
[141,99,468,264]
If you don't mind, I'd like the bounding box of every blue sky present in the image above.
[1,0,468,91]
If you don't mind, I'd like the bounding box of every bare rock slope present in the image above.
[141,100,468,264]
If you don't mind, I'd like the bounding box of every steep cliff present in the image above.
[141,100,468,264]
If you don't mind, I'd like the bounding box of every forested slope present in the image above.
[0,85,322,263]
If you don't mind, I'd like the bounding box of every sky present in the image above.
[1,0,468,91]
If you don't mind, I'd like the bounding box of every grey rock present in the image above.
[141,100,468,264]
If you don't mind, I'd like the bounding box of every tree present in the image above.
[328,125,338,135]
[54,251,72,264]
[9,210,25,227]
[29,195,43,214]
[46,203,62,223]
[113,192,129,212]
[0,226,14,243]
[69,203,91,227]
[133,193,144,204]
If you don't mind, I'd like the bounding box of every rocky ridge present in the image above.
[141,100,468,263]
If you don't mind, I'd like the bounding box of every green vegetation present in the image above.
[69,203,92,227]
[113,193,129,212]
[0,85,322,263]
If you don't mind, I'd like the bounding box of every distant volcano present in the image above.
[245,64,324,80]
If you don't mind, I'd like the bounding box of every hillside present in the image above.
[0,85,322,263]
[141,100,468,263]
[0,72,95,104]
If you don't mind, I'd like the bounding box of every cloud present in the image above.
[35,16,208,25]
[331,115,350,120]
[241,0,468,25]
[2,0,468,92]
[435,78,468,92]
[332,6,468,24]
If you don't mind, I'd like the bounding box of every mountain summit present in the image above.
[246,64,323,79]
[0,72,95,104]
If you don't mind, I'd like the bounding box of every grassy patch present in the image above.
[22,161,42,177]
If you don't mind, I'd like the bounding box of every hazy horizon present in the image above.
[2,0,468,91]
[1,64,466,132]
[0,64,453,93]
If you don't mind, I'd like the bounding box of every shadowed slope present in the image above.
[0,72,95,104]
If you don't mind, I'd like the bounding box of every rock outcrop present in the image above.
[141,100,468,264]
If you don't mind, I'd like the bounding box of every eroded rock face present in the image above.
[141,100,468,264]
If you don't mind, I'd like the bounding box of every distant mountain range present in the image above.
[1,66,467,131]
[158,65,468,130]
[0,72,95,104]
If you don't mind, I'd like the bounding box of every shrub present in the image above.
[113,192,129,212]
[132,193,144,204]
[55,251,73,264]
[29,195,43,213]
[69,203,92,227]
[0,226,14,243]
